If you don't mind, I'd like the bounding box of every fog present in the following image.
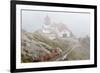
[22,10,90,37]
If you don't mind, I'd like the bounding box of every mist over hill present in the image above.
[21,29,90,63]
[21,15,90,63]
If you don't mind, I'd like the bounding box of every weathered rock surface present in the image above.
[21,30,90,63]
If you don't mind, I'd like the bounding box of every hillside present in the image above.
[21,30,90,63]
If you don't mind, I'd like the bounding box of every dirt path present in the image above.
[49,44,80,61]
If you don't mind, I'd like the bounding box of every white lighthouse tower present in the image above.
[42,15,73,40]
[42,15,51,33]
[42,15,56,39]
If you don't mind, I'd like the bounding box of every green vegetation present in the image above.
[21,31,90,63]
[32,32,70,51]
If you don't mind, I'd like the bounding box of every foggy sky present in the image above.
[22,10,90,37]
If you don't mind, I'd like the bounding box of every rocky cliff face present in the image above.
[21,30,62,62]
[21,30,90,63]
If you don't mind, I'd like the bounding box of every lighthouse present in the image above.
[42,15,73,40]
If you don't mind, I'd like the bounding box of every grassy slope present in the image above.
[21,31,90,63]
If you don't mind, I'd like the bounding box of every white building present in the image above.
[42,15,73,40]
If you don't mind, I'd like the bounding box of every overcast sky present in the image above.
[22,10,90,37]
